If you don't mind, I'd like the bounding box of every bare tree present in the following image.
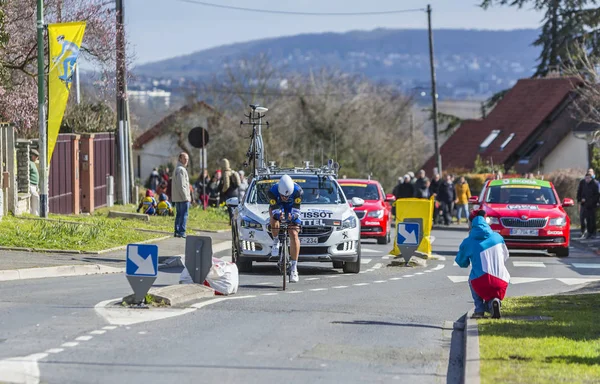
[563,42,600,129]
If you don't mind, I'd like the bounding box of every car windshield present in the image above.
[247,176,346,205]
[485,185,557,205]
[340,184,380,201]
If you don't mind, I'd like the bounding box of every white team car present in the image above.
[226,170,364,273]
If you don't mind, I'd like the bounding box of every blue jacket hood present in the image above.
[470,216,493,241]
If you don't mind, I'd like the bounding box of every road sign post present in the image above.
[396,218,423,265]
[126,244,159,305]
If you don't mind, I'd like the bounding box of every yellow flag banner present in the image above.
[390,197,435,257]
[47,21,86,165]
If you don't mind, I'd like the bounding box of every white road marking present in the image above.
[61,342,79,348]
[510,277,552,284]
[415,272,424,275]
[261,293,278,296]
[256,282,274,285]
[372,263,384,269]
[138,331,147,335]
[389,277,402,281]
[45,349,64,354]
[362,248,383,254]
[557,277,600,285]
[424,270,433,273]
[0,353,47,384]
[381,256,390,260]
[366,269,374,272]
[332,286,348,289]
[304,278,320,281]
[89,330,106,335]
[287,291,303,294]
[431,264,445,271]
[453,261,459,267]
[359,271,367,274]
[102,326,117,330]
[571,263,600,269]
[325,275,340,278]
[309,288,328,292]
[353,283,369,286]
[513,261,546,268]
[361,258,372,264]
[447,276,469,283]
[75,336,93,341]
[373,280,387,283]
[404,275,414,278]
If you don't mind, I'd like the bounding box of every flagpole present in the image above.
[37,0,48,218]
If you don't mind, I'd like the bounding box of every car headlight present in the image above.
[241,217,263,231]
[341,216,357,230]
[367,209,384,218]
[486,217,500,225]
[549,217,566,226]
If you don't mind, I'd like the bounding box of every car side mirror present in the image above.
[351,197,365,207]
[468,196,479,204]
[385,193,396,203]
[562,198,574,207]
[226,197,239,207]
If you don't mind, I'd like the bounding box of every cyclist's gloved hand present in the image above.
[291,208,302,225]
[272,209,281,221]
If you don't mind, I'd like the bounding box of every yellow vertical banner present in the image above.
[390,197,435,257]
[47,21,86,165]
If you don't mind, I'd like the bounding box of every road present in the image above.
[1,227,599,384]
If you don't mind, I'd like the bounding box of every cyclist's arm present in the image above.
[290,186,303,224]
[267,189,282,219]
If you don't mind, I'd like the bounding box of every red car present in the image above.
[338,179,395,244]
[469,178,574,257]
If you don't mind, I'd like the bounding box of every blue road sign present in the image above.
[126,244,158,277]
[397,222,420,246]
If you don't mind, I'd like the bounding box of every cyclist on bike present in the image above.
[268,174,303,283]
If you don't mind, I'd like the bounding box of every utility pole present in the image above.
[427,4,442,175]
[37,0,48,218]
[116,0,129,204]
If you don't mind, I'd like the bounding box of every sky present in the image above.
[124,0,544,66]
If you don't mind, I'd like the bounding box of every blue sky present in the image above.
[124,0,543,65]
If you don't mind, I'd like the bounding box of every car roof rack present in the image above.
[254,160,341,179]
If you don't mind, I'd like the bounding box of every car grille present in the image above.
[301,226,332,236]
[500,217,548,228]
[355,211,367,220]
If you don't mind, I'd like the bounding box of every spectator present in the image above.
[414,170,430,198]
[407,171,416,184]
[436,174,456,226]
[172,152,191,238]
[161,167,170,183]
[495,171,503,180]
[208,173,221,207]
[156,180,168,199]
[29,149,40,216]
[149,168,161,192]
[577,172,600,239]
[137,189,157,215]
[219,158,241,223]
[455,176,472,223]
[194,169,210,208]
[456,209,510,319]
[429,173,441,198]
[238,170,249,202]
[393,175,415,199]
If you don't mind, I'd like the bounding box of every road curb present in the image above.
[0,264,125,282]
[123,284,215,307]
[463,309,481,384]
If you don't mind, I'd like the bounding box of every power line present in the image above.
[174,0,425,16]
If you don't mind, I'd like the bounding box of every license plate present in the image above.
[510,229,539,236]
[300,237,318,245]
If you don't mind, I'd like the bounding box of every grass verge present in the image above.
[478,294,600,384]
[0,214,163,252]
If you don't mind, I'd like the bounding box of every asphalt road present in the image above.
[1,227,599,384]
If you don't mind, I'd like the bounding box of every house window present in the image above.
[500,133,515,150]
[480,130,501,150]
[518,141,544,164]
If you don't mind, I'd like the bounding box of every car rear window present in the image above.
[485,185,557,205]
[247,176,346,205]
[340,184,380,201]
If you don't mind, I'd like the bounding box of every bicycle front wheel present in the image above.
[282,236,288,291]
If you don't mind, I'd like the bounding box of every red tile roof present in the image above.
[133,101,216,149]
[422,77,581,174]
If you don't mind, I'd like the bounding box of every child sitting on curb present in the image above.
[456,209,510,319]
[157,193,174,216]
[137,189,157,215]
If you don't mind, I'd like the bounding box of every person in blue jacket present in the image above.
[455,209,510,319]
[267,174,303,283]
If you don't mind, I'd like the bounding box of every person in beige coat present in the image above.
[172,152,191,238]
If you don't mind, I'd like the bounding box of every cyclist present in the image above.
[268,174,303,283]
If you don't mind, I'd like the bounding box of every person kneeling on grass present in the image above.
[157,193,174,216]
[455,209,510,319]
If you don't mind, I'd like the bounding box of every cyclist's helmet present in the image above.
[278,174,294,197]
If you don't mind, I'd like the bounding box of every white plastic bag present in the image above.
[179,265,193,284]
[204,257,239,295]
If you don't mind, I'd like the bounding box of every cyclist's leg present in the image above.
[288,225,300,282]
[270,208,281,256]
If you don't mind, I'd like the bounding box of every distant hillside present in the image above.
[133,28,541,99]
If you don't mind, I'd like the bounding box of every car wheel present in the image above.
[377,235,387,245]
[232,232,253,272]
[343,242,361,274]
[552,247,569,258]
[332,261,344,269]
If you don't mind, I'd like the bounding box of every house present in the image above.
[422,77,597,175]
[133,101,223,180]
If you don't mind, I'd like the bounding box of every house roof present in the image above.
[422,77,581,174]
[133,101,216,149]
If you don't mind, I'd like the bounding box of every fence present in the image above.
[93,133,115,208]
[48,134,79,214]
[0,123,17,217]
